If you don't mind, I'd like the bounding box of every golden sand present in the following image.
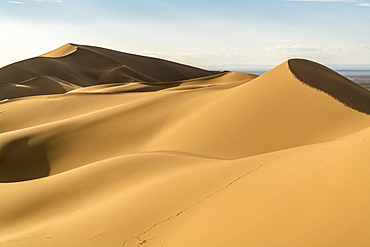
[38,43,77,58]
[1,44,370,247]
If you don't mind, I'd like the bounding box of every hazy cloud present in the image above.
[8,0,63,3]
[135,48,255,67]
[265,44,370,61]
[285,0,370,7]
[266,45,321,53]
[140,48,253,59]
[285,0,370,6]
[356,2,370,5]
[33,0,63,2]
[286,0,353,2]
[345,46,370,50]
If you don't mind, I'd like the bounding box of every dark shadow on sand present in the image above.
[0,137,50,183]
[289,59,370,115]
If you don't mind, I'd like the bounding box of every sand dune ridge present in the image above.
[288,58,370,115]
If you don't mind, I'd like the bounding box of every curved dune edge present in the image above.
[288,59,370,115]
[38,43,78,58]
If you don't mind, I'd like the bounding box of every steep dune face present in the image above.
[1,47,370,247]
[288,58,370,115]
[0,44,216,100]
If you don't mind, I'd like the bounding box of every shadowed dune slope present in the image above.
[1,47,370,247]
[288,59,370,115]
[0,44,217,100]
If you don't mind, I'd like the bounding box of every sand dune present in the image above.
[0,44,216,100]
[1,45,370,246]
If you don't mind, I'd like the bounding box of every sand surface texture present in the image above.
[1,44,370,247]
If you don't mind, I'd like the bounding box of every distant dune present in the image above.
[0,43,217,100]
[1,44,370,247]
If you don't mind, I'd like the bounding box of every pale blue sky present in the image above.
[0,0,369,69]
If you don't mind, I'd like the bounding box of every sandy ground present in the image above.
[1,44,370,247]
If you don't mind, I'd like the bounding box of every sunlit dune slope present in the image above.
[145,60,370,158]
[38,43,77,58]
[1,46,370,247]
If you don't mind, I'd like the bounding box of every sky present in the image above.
[0,0,369,69]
